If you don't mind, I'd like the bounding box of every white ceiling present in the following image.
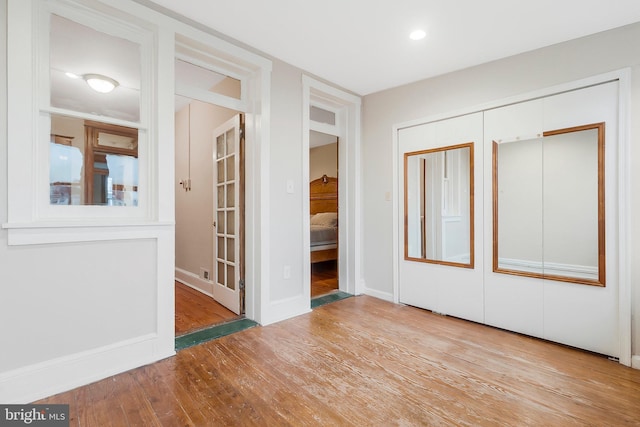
[146,0,640,95]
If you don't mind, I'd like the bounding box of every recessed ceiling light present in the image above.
[83,74,119,93]
[409,29,427,41]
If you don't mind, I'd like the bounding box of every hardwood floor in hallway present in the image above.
[311,260,338,297]
[36,296,640,426]
[175,282,240,335]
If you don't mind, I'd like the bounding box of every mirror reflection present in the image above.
[404,143,474,268]
[493,123,605,286]
[49,13,141,122]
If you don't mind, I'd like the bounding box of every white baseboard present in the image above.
[632,355,640,370]
[0,334,175,404]
[363,286,394,303]
[175,267,214,297]
[261,294,311,326]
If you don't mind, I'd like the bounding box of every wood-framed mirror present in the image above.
[404,142,474,268]
[492,122,605,286]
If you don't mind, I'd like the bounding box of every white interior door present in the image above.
[484,82,620,357]
[398,112,484,323]
[213,115,242,314]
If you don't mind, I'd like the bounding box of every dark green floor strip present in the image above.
[175,318,258,351]
[311,291,353,309]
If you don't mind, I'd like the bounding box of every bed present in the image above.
[310,175,338,264]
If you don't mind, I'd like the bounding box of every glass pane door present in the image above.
[214,115,241,314]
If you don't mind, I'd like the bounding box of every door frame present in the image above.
[391,68,632,366]
[302,76,363,299]
[168,22,272,336]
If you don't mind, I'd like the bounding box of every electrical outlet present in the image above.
[200,268,210,280]
[283,265,291,279]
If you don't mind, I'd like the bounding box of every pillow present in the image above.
[310,212,338,227]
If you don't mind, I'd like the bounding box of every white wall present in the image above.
[0,239,158,372]
[269,59,305,304]
[362,22,640,359]
[310,142,338,181]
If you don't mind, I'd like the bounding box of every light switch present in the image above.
[286,180,294,194]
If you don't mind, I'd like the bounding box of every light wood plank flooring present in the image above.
[311,260,338,297]
[175,282,239,335]
[37,296,640,425]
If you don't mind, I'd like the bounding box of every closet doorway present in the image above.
[309,130,339,297]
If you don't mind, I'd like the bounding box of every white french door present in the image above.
[213,115,242,314]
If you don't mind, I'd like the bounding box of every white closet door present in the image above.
[541,82,619,356]
[484,82,619,357]
[398,112,484,323]
[483,98,545,338]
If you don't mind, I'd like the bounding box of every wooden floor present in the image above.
[311,260,338,297]
[37,296,640,426]
[175,282,239,335]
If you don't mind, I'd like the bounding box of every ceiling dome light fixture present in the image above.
[83,74,119,93]
[409,29,427,41]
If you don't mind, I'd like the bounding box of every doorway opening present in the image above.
[303,76,363,307]
[174,92,245,337]
[309,130,339,297]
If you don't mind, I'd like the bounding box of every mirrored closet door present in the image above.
[398,80,620,358]
[484,81,619,357]
[398,112,484,323]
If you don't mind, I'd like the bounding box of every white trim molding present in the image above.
[302,76,362,307]
[364,283,394,303]
[260,294,313,326]
[615,68,632,367]
[175,267,215,297]
[0,334,174,404]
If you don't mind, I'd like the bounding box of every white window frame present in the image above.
[5,0,158,243]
